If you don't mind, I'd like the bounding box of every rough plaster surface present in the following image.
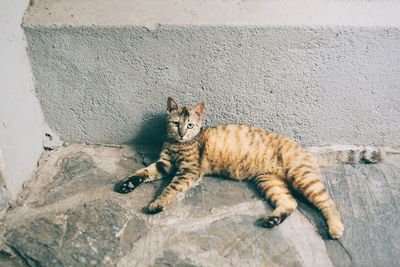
[23,0,400,147]
[0,0,45,200]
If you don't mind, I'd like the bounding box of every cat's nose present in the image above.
[179,128,187,138]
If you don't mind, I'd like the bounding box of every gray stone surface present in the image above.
[0,185,9,220]
[322,164,400,267]
[38,152,117,206]
[5,200,132,266]
[23,1,400,147]
[0,144,399,266]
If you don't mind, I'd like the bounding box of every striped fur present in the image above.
[308,145,384,166]
[117,97,344,239]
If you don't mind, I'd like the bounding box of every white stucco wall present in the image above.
[0,0,45,199]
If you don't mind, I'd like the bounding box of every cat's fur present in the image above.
[117,97,344,239]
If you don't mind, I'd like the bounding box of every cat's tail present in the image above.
[284,147,344,239]
[307,145,384,166]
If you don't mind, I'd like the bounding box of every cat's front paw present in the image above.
[147,200,167,214]
[115,176,145,194]
[261,213,289,228]
[262,216,282,228]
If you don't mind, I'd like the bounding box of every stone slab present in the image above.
[5,200,132,266]
[0,184,9,220]
[0,144,399,266]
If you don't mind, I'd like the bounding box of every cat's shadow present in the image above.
[289,190,331,240]
[128,112,166,150]
[124,112,168,213]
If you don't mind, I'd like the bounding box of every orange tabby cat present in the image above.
[117,97,344,239]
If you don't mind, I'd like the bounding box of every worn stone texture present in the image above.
[23,1,400,147]
[1,144,399,267]
[5,200,132,267]
[0,185,9,220]
[0,168,9,219]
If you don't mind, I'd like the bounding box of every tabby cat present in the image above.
[117,97,344,239]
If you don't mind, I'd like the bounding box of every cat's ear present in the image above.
[167,97,179,113]
[191,101,205,117]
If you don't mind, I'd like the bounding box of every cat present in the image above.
[116,97,344,239]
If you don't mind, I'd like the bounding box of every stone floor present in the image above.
[0,144,399,267]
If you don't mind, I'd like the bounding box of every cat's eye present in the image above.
[170,122,179,127]
[187,123,194,129]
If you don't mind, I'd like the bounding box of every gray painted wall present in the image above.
[23,0,400,147]
[24,26,400,147]
[0,0,45,201]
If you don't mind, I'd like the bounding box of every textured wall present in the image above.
[23,0,400,147]
[0,0,45,199]
[24,26,400,146]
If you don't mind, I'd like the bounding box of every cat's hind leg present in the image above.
[254,173,298,228]
[290,165,344,239]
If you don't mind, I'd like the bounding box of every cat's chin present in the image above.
[168,135,194,144]
[175,138,194,144]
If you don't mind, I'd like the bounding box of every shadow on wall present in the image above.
[128,112,167,149]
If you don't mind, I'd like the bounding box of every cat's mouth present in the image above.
[177,137,191,143]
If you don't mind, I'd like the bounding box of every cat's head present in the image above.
[166,97,205,143]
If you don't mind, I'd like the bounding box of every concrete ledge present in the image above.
[25,0,400,27]
[23,1,400,147]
